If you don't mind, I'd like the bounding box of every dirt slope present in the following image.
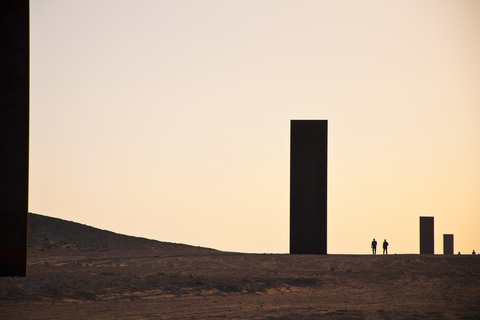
[28,212,217,253]
[0,213,478,319]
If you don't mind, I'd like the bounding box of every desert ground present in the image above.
[1,213,479,319]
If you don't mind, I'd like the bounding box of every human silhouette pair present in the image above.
[371,238,389,255]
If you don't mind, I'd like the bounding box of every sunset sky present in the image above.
[29,0,480,254]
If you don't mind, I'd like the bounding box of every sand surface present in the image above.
[1,213,479,319]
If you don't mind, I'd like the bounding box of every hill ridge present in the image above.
[28,212,217,253]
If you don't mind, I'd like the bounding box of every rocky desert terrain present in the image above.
[1,213,479,319]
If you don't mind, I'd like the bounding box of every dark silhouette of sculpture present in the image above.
[290,120,327,254]
[443,234,454,255]
[0,0,30,277]
[420,217,434,254]
[371,238,377,255]
[382,239,389,255]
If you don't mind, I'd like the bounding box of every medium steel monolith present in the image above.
[290,120,327,254]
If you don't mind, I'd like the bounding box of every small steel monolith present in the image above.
[443,234,454,255]
[420,217,434,254]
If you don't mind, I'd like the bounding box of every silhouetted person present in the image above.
[382,239,389,255]
[371,238,377,255]
[473,250,476,255]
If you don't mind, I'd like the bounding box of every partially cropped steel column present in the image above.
[443,234,454,255]
[290,120,327,254]
[419,217,434,254]
[0,0,29,277]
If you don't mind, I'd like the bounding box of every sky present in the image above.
[29,0,480,254]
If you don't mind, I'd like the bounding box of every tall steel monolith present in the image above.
[419,217,434,254]
[290,120,327,254]
[443,234,454,255]
[0,0,29,277]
